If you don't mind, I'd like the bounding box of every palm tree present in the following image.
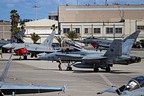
[20,21,25,30]
[30,33,41,44]
[10,10,20,36]
[55,36,64,47]
[51,24,57,31]
[65,31,80,41]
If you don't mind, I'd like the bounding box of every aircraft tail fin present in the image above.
[104,39,122,57]
[122,39,134,55]
[123,31,140,42]
[40,31,55,46]
[0,55,12,82]
[11,29,26,43]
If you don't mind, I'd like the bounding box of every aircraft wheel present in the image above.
[126,60,131,64]
[137,57,141,62]
[31,54,33,58]
[94,67,99,72]
[35,54,37,58]
[24,56,27,60]
[19,56,22,60]
[105,67,111,72]
[66,67,72,71]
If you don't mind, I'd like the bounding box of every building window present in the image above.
[115,28,122,33]
[75,28,80,33]
[63,28,70,33]
[106,28,113,34]
[94,28,101,34]
[137,26,144,30]
[84,28,88,34]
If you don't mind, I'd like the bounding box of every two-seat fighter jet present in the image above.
[97,76,144,96]
[0,55,66,95]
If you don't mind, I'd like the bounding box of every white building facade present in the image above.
[24,19,58,43]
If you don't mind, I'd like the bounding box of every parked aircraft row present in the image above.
[38,31,141,72]
[2,30,141,72]
[0,29,143,96]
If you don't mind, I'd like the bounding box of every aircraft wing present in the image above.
[82,54,107,60]
[52,53,84,62]
[0,83,66,95]
[27,49,58,54]
[56,53,84,58]
[0,40,9,47]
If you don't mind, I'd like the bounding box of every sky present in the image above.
[0,0,144,21]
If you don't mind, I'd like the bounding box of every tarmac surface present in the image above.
[0,49,144,96]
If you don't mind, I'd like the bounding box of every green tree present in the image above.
[20,19,33,22]
[65,31,80,41]
[55,36,64,47]
[30,33,41,44]
[10,9,20,36]
[20,21,25,30]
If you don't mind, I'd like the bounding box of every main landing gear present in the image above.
[105,67,111,72]
[93,64,111,72]
[66,66,72,71]
[66,62,75,71]
[57,59,73,71]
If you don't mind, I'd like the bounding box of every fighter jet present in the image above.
[76,31,140,49]
[39,39,133,72]
[97,76,144,96]
[38,41,104,70]
[3,31,57,59]
[0,55,66,95]
[0,29,25,47]
[38,31,141,72]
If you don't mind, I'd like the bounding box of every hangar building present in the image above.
[58,4,144,40]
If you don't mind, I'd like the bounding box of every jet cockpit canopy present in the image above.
[125,76,144,91]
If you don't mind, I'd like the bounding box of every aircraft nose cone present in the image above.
[3,43,13,49]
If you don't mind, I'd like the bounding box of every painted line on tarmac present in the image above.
[99,74,113,86]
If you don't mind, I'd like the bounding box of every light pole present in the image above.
[94,0,96,5]
[105,0,108,5]
[33,5,40,20]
